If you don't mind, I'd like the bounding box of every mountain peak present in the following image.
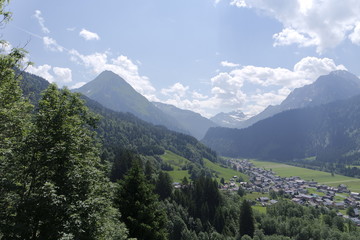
[210,110,247,128]
[74,72,187,134]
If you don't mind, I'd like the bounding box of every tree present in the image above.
[347,206,355,218]
[0,2,35,236]
[116,160,168,240]
[237,186,246,197]
[2,85,127,239]
[239,200,255,238]
[155,171,173,200]
[110,149,136,182]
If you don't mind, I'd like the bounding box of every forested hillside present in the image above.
[203,94,360,176]
[19,70,218,165]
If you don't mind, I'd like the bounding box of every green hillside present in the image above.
[161,150,248,183]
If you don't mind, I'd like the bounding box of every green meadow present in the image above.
[160,150,247,183]
[203,158,249,182]
[250,160,360,192]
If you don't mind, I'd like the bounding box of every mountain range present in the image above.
[153,102,218,139]
[75,70,218,139]
[19,70,218,165]
[21,68,360,168]
[202,70,360,164]
[210,110,247,128]
[224,70,360,129]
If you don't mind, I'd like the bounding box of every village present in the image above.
[223,159,360,226]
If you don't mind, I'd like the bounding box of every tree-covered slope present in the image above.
[203,94,360,163]
[20,70,217,164]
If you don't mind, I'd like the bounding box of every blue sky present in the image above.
[4,0,360,117]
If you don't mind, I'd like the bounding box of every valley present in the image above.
[250,160,360,192]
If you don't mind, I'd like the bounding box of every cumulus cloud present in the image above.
[26,64,72,85]
[220,61,240,68]
[159,57,346,117]
[43,37,64,52]
[349,22,360,45]
[230,0,360,53]
[161,83,189,97]
[69,49,156,99]
[273,28,317,47]
[70,82,87,89]
[34,10,50,34]
[79,29,100,41]
[53,67,72,83]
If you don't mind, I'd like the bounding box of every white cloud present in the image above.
[158,57,346,117]
[273,28,317,47]
[70,82,87,89]
[349,22,360,45]
[34,10,50,34]
[43,37,64,52]
[69,49,156,98]
[79,29,100,41]
[161,83,189,97]
[230,0,360,53]
[220,61,240,68]
[26,64,53,82]
[230,0,247,7]
[26,64,73,85]
[53,67,72,83]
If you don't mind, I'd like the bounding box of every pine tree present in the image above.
[116,160,168,240]
[239,199,255,238]
[155,171,173,200]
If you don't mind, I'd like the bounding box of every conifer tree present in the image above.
[239,199,255,238]
[116,160,168,240]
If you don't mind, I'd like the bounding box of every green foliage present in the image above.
[1,80,127,238]
[116,160,168,240]
[239,200,255,238]
[155,171,173,200]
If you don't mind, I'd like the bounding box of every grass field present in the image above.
[161,150,191,170]
[160,151,248,183]
[251,160,360,192]
[252,205,267,214]
[203,158,249,182]
[167,170,190,183]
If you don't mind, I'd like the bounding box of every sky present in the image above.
[3,0,360,118]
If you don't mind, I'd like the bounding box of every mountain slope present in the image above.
[210,110,247,128]
[238,70,360,128]
[153,102,218,140]
[20,70,218,164]
[202,94,360,162]
[75,70,186,133]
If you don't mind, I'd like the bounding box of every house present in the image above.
[334,202,345,209]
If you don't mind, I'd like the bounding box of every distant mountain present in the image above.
[74,70,186,133]
[202,93,360,163]
[153,102,218,140]
[238,70,360,128]
[19,70,218,164]
[210,110,247,128]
